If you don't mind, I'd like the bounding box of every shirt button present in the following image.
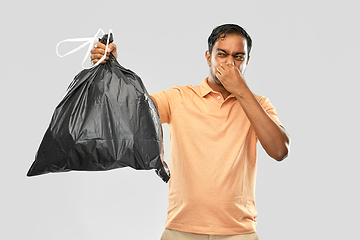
[217,96,221,100]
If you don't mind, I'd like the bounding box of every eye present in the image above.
[217,52,226,57]
[235,55,245,61]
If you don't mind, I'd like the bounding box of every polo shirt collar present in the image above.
[199,78,213,97]
[199,78,236,99]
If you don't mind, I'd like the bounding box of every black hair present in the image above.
[208,24,252,56]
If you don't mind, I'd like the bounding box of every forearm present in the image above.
[236,89,290,161]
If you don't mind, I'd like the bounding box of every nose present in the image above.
[226,56,235,65]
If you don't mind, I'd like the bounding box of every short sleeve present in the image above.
[150,87,183,124]
[256,95,284,128]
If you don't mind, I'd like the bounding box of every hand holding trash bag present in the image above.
[90,41,118,64]
[27,31,170,182]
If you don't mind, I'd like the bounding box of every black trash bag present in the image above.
[27,33,170,183]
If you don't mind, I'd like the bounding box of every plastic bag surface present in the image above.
[27,34,170,182]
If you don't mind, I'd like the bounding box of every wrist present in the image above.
[234,85,252,100]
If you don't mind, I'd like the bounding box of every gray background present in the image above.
[1,0,359,239]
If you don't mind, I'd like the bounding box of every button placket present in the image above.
[217,95,224,109]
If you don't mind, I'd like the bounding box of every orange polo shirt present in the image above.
[150,78,283,235]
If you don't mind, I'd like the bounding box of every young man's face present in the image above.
[206,34,250,85]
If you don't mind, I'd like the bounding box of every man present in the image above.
[91,24,290,240]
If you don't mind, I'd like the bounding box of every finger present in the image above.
[91,53,106,60]
[215,68,222,80]
[90,41,115,64]
[215,73,224,85]
[107,43,116,52]
[90,42,106,57]
[106,44,112,52]
[219,63,226,70]
[91,47,106,55]
[95,41,106,50]
[108,42,116,51]
[91,47,112,57]
[220,63,231,71]
[217,64,227,76]
[216,68,222,78]
[108,43,118,59]
[216,65,224,75]
[90,48,109,60]
[101,42,113,53]
[226,63,237,70]
[91,59,98,65]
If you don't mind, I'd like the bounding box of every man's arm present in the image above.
[217,63,290,161]
[236,90,290,161]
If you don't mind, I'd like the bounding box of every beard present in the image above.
[210,62,223,86]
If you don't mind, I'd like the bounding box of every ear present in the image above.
[205,50,211,67]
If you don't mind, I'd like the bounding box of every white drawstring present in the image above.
[56,29,113,69]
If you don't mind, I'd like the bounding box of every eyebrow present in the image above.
[217,48,246,55]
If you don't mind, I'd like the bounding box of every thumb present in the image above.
[107,43,116,52]
[108,43,118,58]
